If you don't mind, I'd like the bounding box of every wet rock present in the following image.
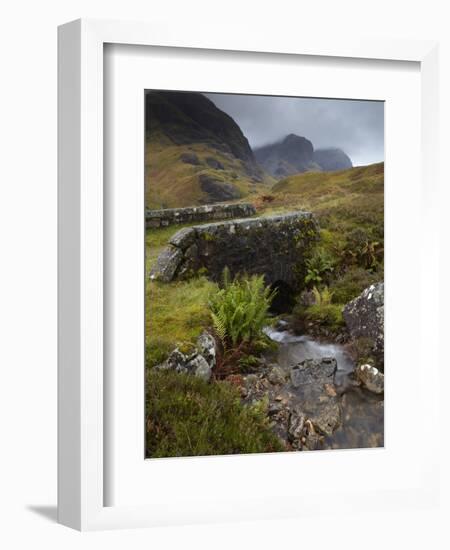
[303,420,322,450]
[309,399,341,436]
[355,364,384,394]
[324,383,337,397]
[274,319,289,331]
[343,283,384,365]
[288,407,305,441]
[285,357,342,439]
[268,366,287,385]
[268,401,284,416]
[290,357,337,388]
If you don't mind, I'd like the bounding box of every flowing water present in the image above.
[264,325,384,450]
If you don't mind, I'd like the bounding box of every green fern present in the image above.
[209,269,276,348]
[211,310,227,343]
[312,285,333,306]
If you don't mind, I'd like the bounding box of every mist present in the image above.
[205,93,384,167]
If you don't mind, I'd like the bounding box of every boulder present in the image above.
[186,354,212,382]
[343,283,384,363]
[289,357,341,438]
[149,247,183,282]
[309,399,341,436]
[268,366,288,385]
[197,331,216,369]
[156,348,193,375]
[355,364,384,394]
[290,357,337,388]
[155,331,216,382]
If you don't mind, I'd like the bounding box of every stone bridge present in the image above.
[149,211,319,287]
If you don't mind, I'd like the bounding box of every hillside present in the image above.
[254,134,352,179]
[272,161,382,199]
[258,162,384,304]
[270,162,383,234]
[145,91,273,208]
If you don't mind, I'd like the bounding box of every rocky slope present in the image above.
[145,91,273,208]
[254,134,352,179]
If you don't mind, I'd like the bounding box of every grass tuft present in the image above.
[146,369,284,457]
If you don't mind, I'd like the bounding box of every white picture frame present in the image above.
[58,18,440,531]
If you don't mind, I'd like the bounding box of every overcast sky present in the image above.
[205,93,384,167]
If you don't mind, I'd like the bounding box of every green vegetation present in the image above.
[145,90,274,208]
[146,227,283,458]
[294,286,344,334]
[347,336,377,366]
[146,369,284,457]
[144,162,384,457]
[257,163,384,334]
[146,225,216,367]
[304,247,335,287]
[146,139,273,208]
[303,303,344,332]
[208,269,277,377]
[328,266,379,304]
[311,286,334,306]
[209,269,276,348]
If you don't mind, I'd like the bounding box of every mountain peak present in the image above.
[313,148,352,172]
[283,133,308,143]
[254,134,352,179]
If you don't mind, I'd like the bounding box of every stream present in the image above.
[264,324,384,450]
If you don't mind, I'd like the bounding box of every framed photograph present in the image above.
[58,19,440,530]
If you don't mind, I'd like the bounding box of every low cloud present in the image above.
[205,93,384,167]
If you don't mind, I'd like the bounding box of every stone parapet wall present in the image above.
[146,203,256,228]
[150,211,319,286]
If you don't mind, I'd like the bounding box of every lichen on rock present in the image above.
[343,282,384,368]
[154,331,217,382]
[355,363,384,394]
[149,211,319,286]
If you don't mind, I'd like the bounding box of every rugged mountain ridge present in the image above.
[254,134,352,179]
[145,91,272,208]
[146,91,261,173]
